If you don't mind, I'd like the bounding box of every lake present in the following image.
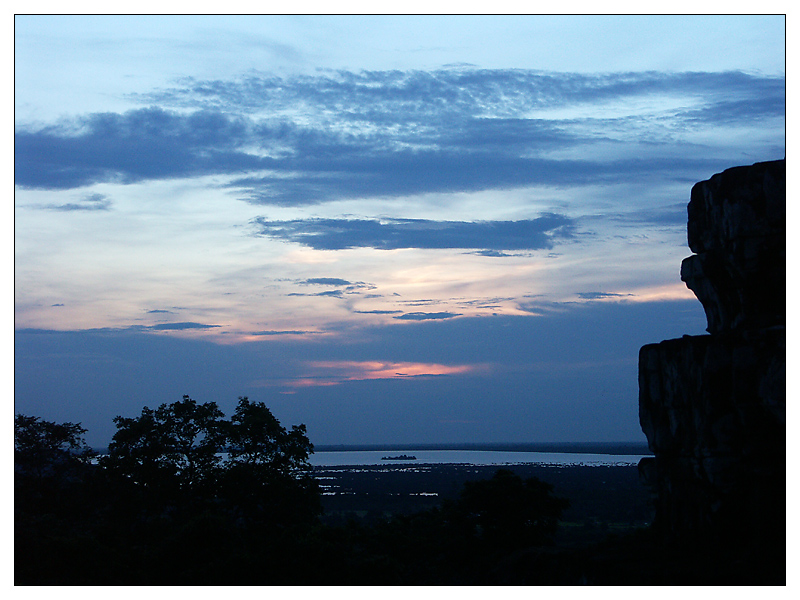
[309,449,647,467]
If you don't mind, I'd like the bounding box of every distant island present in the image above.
[381,454,417,461]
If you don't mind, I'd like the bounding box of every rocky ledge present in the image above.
[638,160,785,552]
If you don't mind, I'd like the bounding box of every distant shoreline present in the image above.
[313,442,652,456]
[89,441,653,457]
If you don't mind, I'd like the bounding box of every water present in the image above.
[91,447,649,468]
[309,449,646,467]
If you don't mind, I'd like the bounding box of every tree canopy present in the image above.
[101,395,228,493]
[228,396,313,473]
[97,395,319,520]
[14,413,94,480]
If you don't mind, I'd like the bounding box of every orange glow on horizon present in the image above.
[253,360,488,390]
[625,282,696,302]
[309,360,478,380]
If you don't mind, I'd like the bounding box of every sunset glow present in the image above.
[14,15,784,447]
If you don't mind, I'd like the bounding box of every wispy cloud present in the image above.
[295,278,377,294]
[468,250,520,258]
[34,192,112,212]
[15,68,784,204]
[287,290,345,299]
[148,322,221,330]
[248,329,322,336]
[576,291,635,300]
[135,69,784,124]
[394,312,461,320]
[17,322,222,334]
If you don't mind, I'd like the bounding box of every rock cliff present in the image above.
[638,159,785,551]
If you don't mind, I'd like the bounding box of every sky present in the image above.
[13,14,786,449]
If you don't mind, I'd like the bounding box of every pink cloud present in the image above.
[308,360,479,381]
[254,360,488,390]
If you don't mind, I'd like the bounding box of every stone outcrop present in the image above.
[638,159,785,550]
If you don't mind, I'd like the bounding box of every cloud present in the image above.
[230,156,734,207]
[301,277,352,286]
[35,192,112,212]
[456,297,514,309]
[17,322,222,335]
[138,69,784,125]
[577,292,635,300]
[15,69,784,204]
[602,203,688,227]
[15,108,263,189]
[468,250,519,258]
[148,322,221,330]
[287,290,344,298]
[252,215,575,251]
[261,359,483,389]
[394,312,461,320]
[248,330,321,336]
[399,299,440,307]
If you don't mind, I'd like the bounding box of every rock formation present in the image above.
[638,160,785,552]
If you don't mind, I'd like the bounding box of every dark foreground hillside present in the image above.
[16,459,785,585]
[314,463,653,541]
[15,401,783,585]
[308,463,784,585]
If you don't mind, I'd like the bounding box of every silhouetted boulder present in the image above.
[681,160,785,334]
[638,160,785,563]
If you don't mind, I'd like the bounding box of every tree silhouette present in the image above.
[14,414,94,480]
[228,396,313,473]
[101,395,227,496]
[223,396,319,525]
[98,395,320,524]
[14,413,95,515]
[453,468,570,548]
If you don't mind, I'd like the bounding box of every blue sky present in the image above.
[14,15,786,448]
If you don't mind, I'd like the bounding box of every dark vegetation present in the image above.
[14,399,781,585]
[15,397,320,585]
[315,463,653,540]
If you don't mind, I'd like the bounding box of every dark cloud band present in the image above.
[251,215,575,251]
[301,278,352,286]
[148,322,221,330]
[394,312,461,320]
